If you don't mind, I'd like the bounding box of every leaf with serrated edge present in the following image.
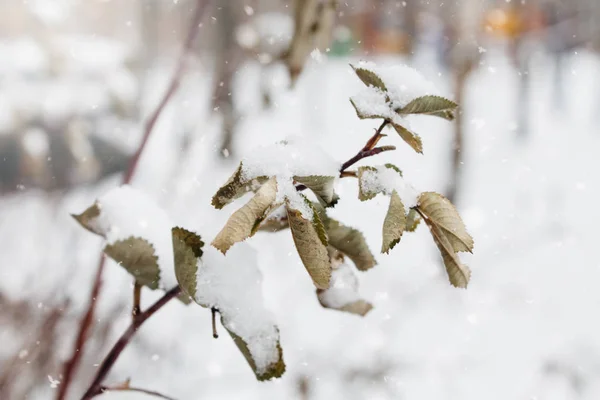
[381,190,406,254]
[357,164,403,201]
[212,178,278,254]
[417,192,473,253]
[424,219,471,288]
[398,95,458,119]
[104,237,160,289]
[351,65,387,91]
[211,163,269,209]
[405,209,421,232]
[286,202,331,289]
[327,219,376,271]
[391,122,423,154]
[294,175,337,207]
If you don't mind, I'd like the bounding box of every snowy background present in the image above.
[1,0,600,399]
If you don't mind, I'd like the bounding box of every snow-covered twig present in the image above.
[57,2,211,399]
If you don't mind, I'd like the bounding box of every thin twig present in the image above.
[132,282,142,319]
[211,308,219,339]
[82,286,183,400]
[340,120,390,173]
[58,2,211,399]
[99,385,177,400]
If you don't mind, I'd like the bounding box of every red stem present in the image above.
[57,2,210,399]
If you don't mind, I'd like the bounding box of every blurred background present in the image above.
[1,0,600,399]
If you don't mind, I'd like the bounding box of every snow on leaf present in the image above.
[327,219,376,271]
[349,89,391,121]
[294,175,337,207]
[417,192,474,253]
[286,200,331,289]
[71,185,178,290]
[211,162,268,210]
[381,190,406,254]
[391,122,423,154]
[212,178,278,254]
[173,232,285,381]
[405,208,421,232]
[350,65,387,91]
[397,95,458,120]
[104,237,160,289]
[317,258,373,316]
[357,164,418,207]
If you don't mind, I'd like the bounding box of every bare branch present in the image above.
[82,286,183,400]
[132,282,142,319]
[58,2,211,399]
[99,386,177,400]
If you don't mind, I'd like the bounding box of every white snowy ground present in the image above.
[2,45,600,399]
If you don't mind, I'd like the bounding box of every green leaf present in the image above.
[417,192,474,253]
[104,237,160,290]
[226,327,286,381]
[294,175,337,207]
[381,190,406,254]
[405,208,421,232]
[212,178,278,254]
[391,122,423,154]
[286,201,331,289]
[327,219,376,271]
[350,65,387,91]
[398,95,458,120]
[211,163,268,209]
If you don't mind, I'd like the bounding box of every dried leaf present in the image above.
[172,227,204,298]
[286,201,331,289]
[211,163,268,209]
[426,221,471,288]
[357,164,403,201]
[405,208,421,232]
[212,178,278,254]
[417,192,474,253]
[71,203,101,234]
[327,219,376,271]
[294,175,337,207]
[316,263,373,316]
[104,237,160,289]
[351,65,387,91]
[391,122,423,154]
[381,190,406,254]
[398,95,458,120]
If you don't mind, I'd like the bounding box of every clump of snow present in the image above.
[241,138,340,218]
[195,245,280,375]
[350,62,438,122]
[318,263,362,309]
[91,185,177,288]
[361,166,419,207]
